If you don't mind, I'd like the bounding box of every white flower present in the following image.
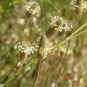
[15,41,38,55]
[25,1,40,15]
[50,16,72,32]
[70,0,87,12]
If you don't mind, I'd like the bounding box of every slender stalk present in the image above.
[3,58,38,87]
[43,50,59,87]
[55,16,77,85]
[47,0,58,11]
[32,60,41,87]
[56,41,70,85]
[20,17,29,40]
[69,29,87,40]
[51,22,87,51]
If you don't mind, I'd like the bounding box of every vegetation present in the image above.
[0,0,87,87]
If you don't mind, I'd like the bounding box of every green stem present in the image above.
[32,60,41,87]
[47,0,58,11]
[52,22,87,51]
[20,17,29,40]
[70,29,87,40]
[55,16,77,85]
[3,58,38,87]
[56,41,70,85]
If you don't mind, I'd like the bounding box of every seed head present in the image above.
[15,41,38,55]
[25,1,40,17]
[45,16,72,38]
[45,24,57,38]
[70,0,87,15]
[58,29,65,36]
[38,34,48,60]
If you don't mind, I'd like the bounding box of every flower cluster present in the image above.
[45,16,73,38]
[50,16,73,32]
[37,34,49,60]
[25,1,40,17]
[70,0,87,15]
[38,47,48,59]
[15,41,38,55]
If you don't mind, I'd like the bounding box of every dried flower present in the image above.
[15,41,38,55]
[37,34,48,60]
[70,0,87,15]
[25,1,40,17]
[45,16,72,38]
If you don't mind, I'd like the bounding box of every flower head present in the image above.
[38,34,48,60]
[51,16,73,32]
[70,0,87,15]
[25,1,40,17]
[45,16,72,38]
[15,41,38,55]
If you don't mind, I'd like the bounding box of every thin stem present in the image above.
[55,16,77,85]
[3,58,38,87]
[43,50,59,87]
[51,22,87,51]
[20,17,29,40]
[56,41,70,85]
[32,60,41,87]
[70,29,87,40]
[47,0,58,11]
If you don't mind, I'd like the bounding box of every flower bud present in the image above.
[45,16,63,38]
[37,34,47,60]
